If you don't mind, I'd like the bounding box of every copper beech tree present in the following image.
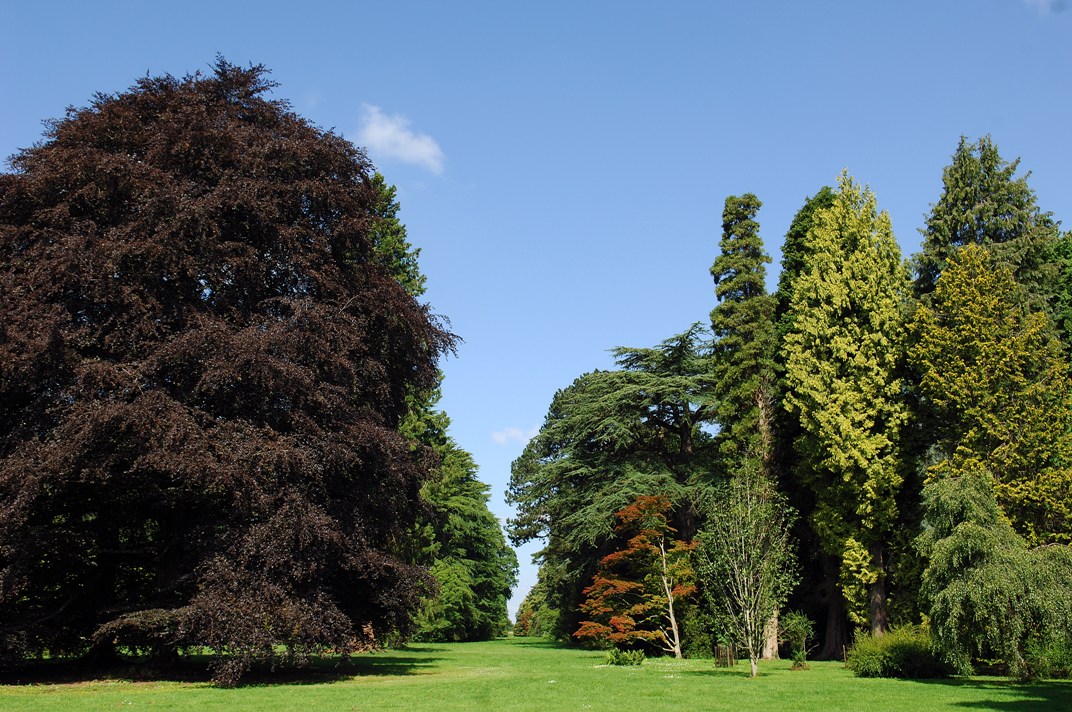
[0,60,453,683]
[574,495,695,658]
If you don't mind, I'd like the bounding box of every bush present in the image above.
[605,648,645,666]
[1025,635,1072,679]
[847,626,951,679]
[779,610,815,670]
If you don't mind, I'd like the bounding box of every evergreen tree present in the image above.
[709,194,777,473]
[507,326,716,639]
[908,245,1072,544]
[917,469,1072,677]
[771,187,844,658]
[775,187,836,325]
[369,173,427,299]
[782,173,909,637]
[914,135,1062,310]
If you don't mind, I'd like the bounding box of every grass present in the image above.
[1,637,1071,711]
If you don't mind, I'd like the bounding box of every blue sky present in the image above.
[2,0,1069,617]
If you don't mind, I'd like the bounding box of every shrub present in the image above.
[779,610,815,670]
[1025,635,1072,679]
[847,626,951,679]
[605,648,645,666]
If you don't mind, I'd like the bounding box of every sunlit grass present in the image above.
[1,637,1070,711]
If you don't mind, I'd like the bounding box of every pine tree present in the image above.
[783,173,909,636]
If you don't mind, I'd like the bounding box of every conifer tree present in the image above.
[782,173,909,637]
[914,135,1062,310]
[909,245,1072,544]
[709,194,777,473]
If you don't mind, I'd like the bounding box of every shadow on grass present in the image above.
[909,676,1072,711]
[0,648,445,687]
[507,638,572,650]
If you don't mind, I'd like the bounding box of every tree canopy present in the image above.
[0,59,454,683]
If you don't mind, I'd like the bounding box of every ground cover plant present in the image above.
[2,638,1071,712]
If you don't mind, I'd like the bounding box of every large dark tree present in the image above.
[0,60,453,683]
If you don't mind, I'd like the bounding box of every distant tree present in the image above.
[913,135,1062,311]
[0,60,453,683]
[782,173,909,638]
[507,326,716,639]
[574,495,696,658]
[695,470,797,677]
[408,402,518,641]
[917,469,1072,678]
[512,578,559,639]
[709,193,777,474]
[908,245,1072,544]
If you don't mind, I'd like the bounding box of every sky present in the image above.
[2,0,1069,618]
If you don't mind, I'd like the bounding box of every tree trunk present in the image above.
[659,539,683,658]
[869,544,888,637]
[816,553,850,660]
[762,607,780,659]
[749,657,758,678]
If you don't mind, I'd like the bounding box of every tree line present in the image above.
[508,138,1072,678]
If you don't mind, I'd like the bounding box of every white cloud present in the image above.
[1023,0,1066,12]
[356,104,445,174]
[491,426,539,446]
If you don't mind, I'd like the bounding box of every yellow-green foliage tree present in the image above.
[909,244,1072,544]
[782,173,909,635]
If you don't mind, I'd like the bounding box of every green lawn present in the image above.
[1,637,1070,711]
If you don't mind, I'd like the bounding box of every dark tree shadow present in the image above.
[907,676,1072,711]
[0,648,444,687]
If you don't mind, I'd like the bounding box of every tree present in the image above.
[574,495,696,658]
[709,194,777,473]
[694,471,797,677]
[775,187,836,325]
[0,60,453,683]
[913,135,1062,310]
[507,326,716,639]
[908,245,1072,544]
[369,172,427,298]
[406,402,518,642]
[771,187,847,658]
[782,173,909,638]
[917,469,1072,677]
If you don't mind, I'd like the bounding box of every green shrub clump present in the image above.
[605,648,645,666]
[846,626,951,679]
[1025,635,1072,679]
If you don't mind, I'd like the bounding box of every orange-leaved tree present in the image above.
[574,495,696,657]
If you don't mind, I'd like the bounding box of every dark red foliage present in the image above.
[0,59,453,683]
